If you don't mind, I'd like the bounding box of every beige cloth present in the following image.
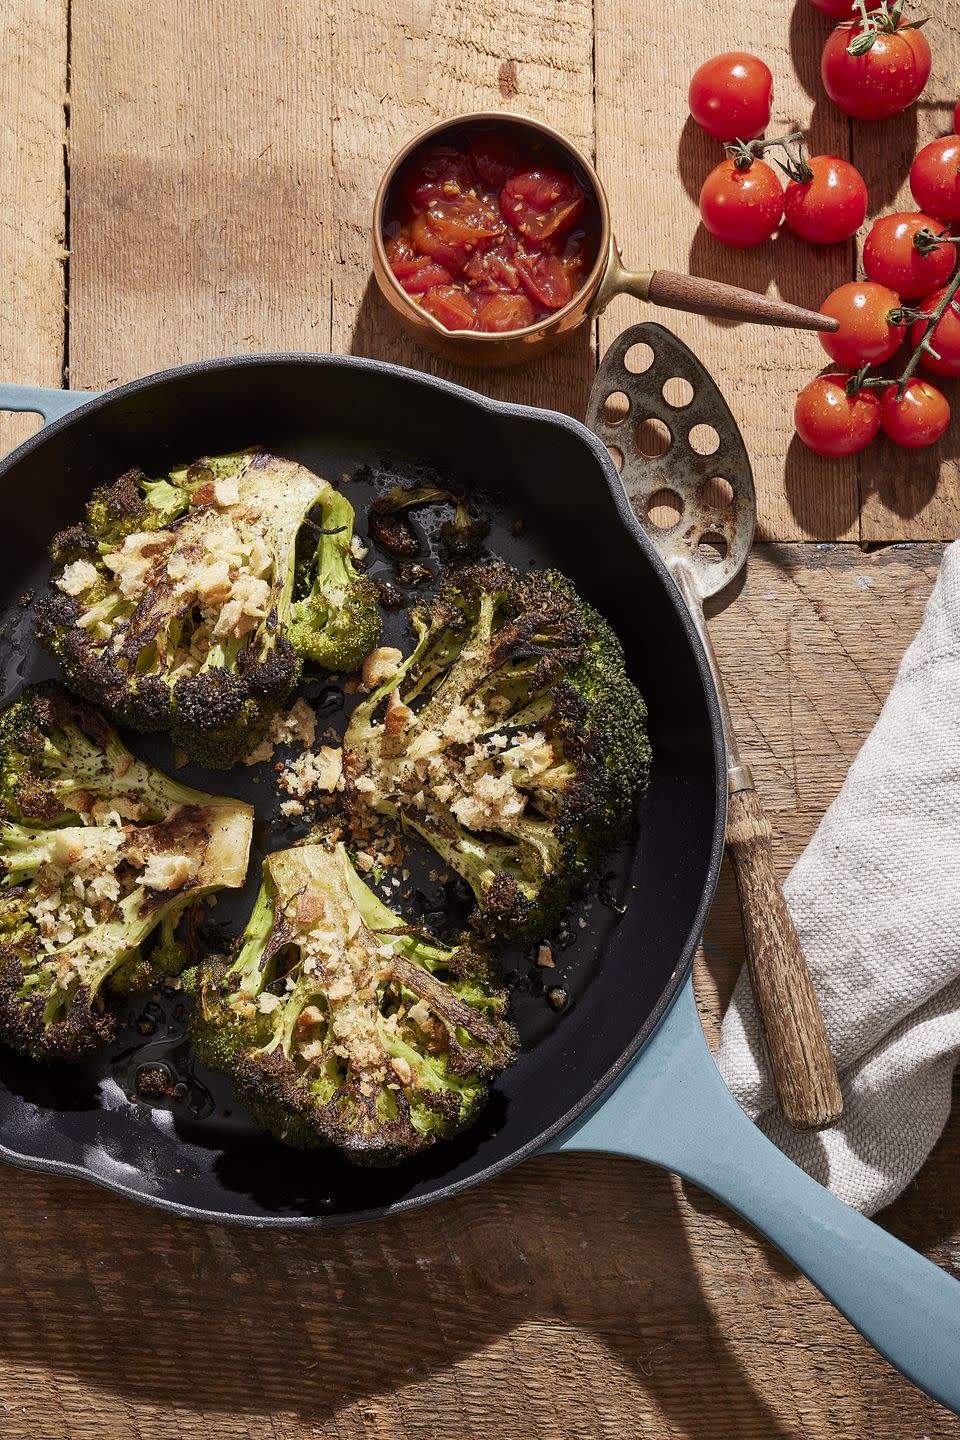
[718,543,960,1216]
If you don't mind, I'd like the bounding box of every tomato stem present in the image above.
[847,0,927,54]
[913,226,960,256]
[727,131,810,182]
[852,268,960,401]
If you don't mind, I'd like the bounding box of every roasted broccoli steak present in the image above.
[343,561,651,943]
[0,683,254,1062]
[185,832,518,1163]
[36,447,380,767]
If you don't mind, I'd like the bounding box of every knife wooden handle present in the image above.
[647,269,839,333]
[726,784,843,1131]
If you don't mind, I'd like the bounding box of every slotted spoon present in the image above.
[587,322,842,1131]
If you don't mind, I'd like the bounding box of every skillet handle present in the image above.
[546,977,960,1416]
[0,382,95,425]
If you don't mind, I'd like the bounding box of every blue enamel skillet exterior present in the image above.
[0,361,958,1413]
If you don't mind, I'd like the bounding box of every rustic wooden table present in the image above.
[2,1,960,1436]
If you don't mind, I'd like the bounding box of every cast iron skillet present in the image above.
[0,357,958,1414]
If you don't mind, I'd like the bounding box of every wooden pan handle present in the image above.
[647,269,839,333]
[726,784,843,1131]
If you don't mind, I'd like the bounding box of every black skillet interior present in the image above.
[0,355,722,1224]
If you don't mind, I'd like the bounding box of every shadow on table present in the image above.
[0,1155,794,1438]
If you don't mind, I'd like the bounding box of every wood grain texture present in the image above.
[68,0,336,388]
[0,547,954,1440]
[0,0,67,452]
[726,783,842,1130]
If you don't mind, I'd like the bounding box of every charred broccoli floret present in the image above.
[287,486,381,672]
[343,562,651,943]
[37,449,381,768]
[0,685,254,1061]
[185,833,517,1163]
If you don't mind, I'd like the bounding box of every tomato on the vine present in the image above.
[794,373,882,455]
[863,213,957,299]
[880,379,950,448]
[910,137,960,223]
[809,0,856,14]
[909,285,960,377]
[819,281,905,366]
[783,155,867,244]
[699,158,784,247]
[688,52,773,142]
[821,15,931,120]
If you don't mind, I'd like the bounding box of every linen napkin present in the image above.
[717,542,960,1216]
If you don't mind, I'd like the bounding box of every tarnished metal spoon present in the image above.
[587,322,843,1132]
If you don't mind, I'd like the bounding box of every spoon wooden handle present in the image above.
[647,269,839,333]
[726,784,843,1131]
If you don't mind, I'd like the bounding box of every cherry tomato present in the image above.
[688,53,773,142]
[699,158,784,248]
[909,286,960,377]
[863,213,956,299]
[809,0,856,15]
[409,197,501,270]
[515,253,573,309]
[500,170,585,242]
[419,286,476,331]
[783,155,867,244]
[955,101,960,135]
[389,254,453,295]
[821,18,931,121]
[474,293,536,332]
[794,373,881,455]
[469,135,524,190]
[910,137,960,223]
[463,239,521,292]
[401,146,475,208]
[880,379,950,448]
[819,281,905,366]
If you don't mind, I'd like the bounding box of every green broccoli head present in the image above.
[185,832,517,1163]
[343,562,651,943]
[37,450,382,768]
[0,696,255,1061]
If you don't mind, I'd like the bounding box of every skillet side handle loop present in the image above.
[549,980,960,1417]
[0,382,95,425]
[726,783,843,1131]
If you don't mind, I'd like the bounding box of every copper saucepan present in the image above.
[372,111,837,368]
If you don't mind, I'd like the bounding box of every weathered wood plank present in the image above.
[0,0,67,453]
[330,0,597,416]
[68,0,336,389]
[594,0,857,543]
[0,545,954,1438]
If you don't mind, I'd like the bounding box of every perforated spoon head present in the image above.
[586,323,755,602]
